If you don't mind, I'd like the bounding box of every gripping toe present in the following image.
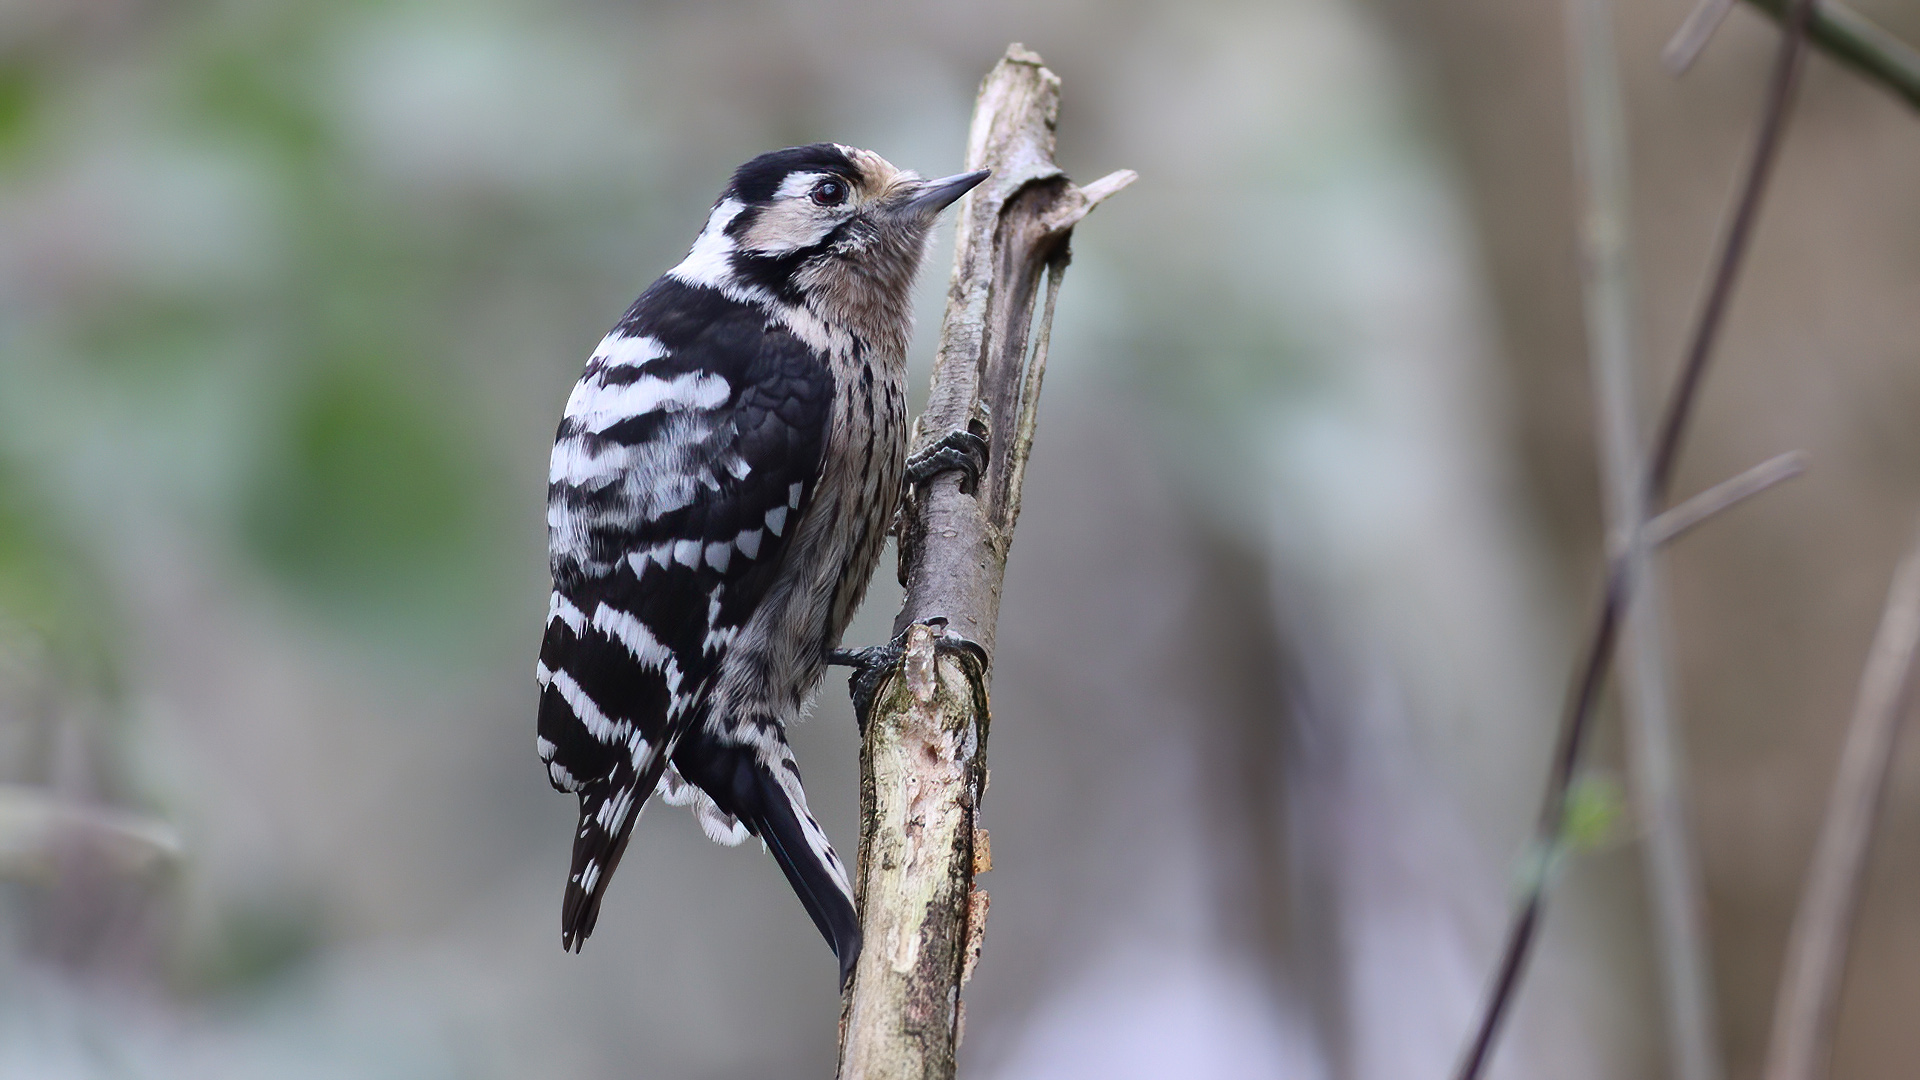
[905,428,989,494]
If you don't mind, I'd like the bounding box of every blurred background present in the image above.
[1,0,1918,1077]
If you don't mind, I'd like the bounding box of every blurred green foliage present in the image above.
[0,460,113,683]
[173,891,328,999]
[243,361,489,626]
[188,21,332,167]
[0,0,588,674]
[0,60,38,159]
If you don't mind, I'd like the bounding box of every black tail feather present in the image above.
[676,740,862,987]
[753,784,863,989]
[561,782,634,952]
[561,750,677,952]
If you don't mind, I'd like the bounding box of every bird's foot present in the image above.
[829,620,989,732]
[828,639,903,729]
[905,428,989,496]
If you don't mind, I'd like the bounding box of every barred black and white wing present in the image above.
[538,278,831,952]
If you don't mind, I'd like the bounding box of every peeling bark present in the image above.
[834,43,1133,1080]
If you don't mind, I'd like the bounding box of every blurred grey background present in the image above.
[1,0,1918,1077]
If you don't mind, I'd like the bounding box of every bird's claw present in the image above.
[829,640,904,729]
[905,428,989,496]
[829,620,989,732]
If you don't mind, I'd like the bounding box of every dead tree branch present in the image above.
[834,43,1132,1080]
[1644,450,1806,547]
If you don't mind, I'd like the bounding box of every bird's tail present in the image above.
[753,759,862,988]
[677,736,862,987]
[561,750,675,952]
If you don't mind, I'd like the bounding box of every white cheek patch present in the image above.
[741,199,839,254]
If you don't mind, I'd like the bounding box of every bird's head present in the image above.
[669,144,989,354]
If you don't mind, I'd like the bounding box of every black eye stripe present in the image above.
[724,144,856,203]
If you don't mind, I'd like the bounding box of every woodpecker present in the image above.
[537,143,988,986]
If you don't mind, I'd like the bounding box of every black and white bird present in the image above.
[536,144,988,985]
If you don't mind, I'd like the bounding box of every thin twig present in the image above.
[1673,0,1920,111]
[1002,246,1069,535]
[1743,0,1920,112]
[1667,0,1739,74]
[1450,452,1805,1080]
[1649,2,1817,503]
[1567,0,1723,1072]
[1761,521,1920,1080]
[1452,0,1820,1074]
[1645,450,1807,547]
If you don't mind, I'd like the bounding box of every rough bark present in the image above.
[834,43,1132,1080]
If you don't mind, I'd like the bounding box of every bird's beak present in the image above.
[903,169,991,216]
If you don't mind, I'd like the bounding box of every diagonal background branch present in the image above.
[1453,0,1821,1073]
[1742,0,1920,111]
[1671,0,1920,110]
[834,44,1132,1080]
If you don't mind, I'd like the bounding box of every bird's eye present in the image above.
[810,179,848,207]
